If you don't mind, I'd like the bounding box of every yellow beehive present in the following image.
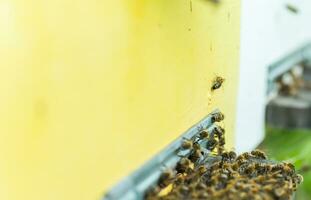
[0,0,240,199]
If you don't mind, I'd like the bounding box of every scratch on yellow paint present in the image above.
[0,0,240,200]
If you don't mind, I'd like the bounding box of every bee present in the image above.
[180,139,193,150]
[213,126,225,138]
[262,164,273,174]
[244,164,255,175]
[198,129,209,140]
[272,173,284,179]
[144,186,161,199]
[158,169,175,188]
[218,136,226,146]
[228,150,237,161]
[278,163,295,176]
[237,152,252,160]
[210,161,221,171]
[174,173,185,186]
[195,182,207,190]
[231,163,239,171]
[217,146,225,155]
[197,165,207,175]
[178,185,189,195]
[220,151,230,162]
[236,156,248,166]
[206,138,218,151]
[188,149,203,163]
[251,149,267,160]
[197,191,209,199]
[274,187,285,197]
[219,173,228,181]
[272,164,283,172]
[175,158,193,174]
[295,174,304,184]
[211,76,225,91]
[211,112,225,123]
[286,4,299,14]
[284,162,295,171]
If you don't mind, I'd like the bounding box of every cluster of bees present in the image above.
[144,76,302,200]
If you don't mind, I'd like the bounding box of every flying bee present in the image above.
[211,112,225,123]
[286,4,299,14]
[251,149,267,160]
[211,76,225,91]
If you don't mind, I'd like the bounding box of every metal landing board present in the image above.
[103,109,222,200]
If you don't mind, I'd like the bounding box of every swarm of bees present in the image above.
[145,112,303,200]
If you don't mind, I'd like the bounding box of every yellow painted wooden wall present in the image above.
[0,0,240,199]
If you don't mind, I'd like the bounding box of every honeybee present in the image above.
[180,139,193,150]
[206,138,218,151]
[217,146,225,155]
[174,173,185,186]
[274,187,285,197]
[237,152,252,160]
[176,158,193,173]
[231,163,239,171]
[197,165,208,175]
[218,137,226,146]
[189,149,203,163]
[284,162,295,171]
[178,185,189,195]
[286,4,299,14]
[197,191,209,199]
[219,173,228,181]
[228,151,237,161]
[144,186,161,199]
[220,151,230,162]
[213,126,225,138]
[211,76,225,91]
[295,174,304,184]
[198,129,209,140]
[195,182,207,190]
[244,164,255,175]
[211,112,225,123]
[158,169,175,188]
[251,149,267,160]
